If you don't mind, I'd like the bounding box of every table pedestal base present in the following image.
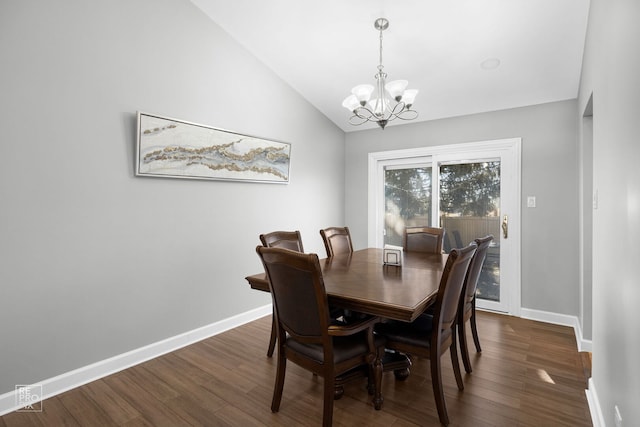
[333,350,411,403]
[382,350,412,380]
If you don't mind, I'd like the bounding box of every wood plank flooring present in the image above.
[1,311,593,426]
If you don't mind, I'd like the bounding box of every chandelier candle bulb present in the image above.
[352,84,374,104]
[385,80,408,101]
[342,95,361,111]
[342,18,419,129]
[402,89,418,108]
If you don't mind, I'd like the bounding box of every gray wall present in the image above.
[0,0,345,394]
[344,100,580,317]
[578,0,640,423]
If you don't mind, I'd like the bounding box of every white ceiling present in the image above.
[190,0,590,132]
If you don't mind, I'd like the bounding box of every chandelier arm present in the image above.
[353,105,377,120]
[381,101,407,122]
[389,101,407,116]
[348,114,370,126]
[395,110,419,121]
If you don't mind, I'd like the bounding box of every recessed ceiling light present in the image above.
[480,58,501,70]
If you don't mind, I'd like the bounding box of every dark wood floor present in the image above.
[1,311,592,426]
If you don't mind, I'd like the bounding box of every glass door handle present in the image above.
[502,215,508,239]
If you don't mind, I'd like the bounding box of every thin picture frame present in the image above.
[135,112,291,184]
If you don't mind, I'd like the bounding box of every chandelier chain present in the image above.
[378,25,384,72]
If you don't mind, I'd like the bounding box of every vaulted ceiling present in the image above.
[190,0,590,132]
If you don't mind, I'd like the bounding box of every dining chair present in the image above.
[458,235,493,373]
[259,230,305,357]
[375,243,477,426]
[403,226,446,254]
[320,226,367,324]
[320,226,354,258]
[259,230,304,252]
[256,246,384,427]
[452,229,464,249]
[443,232,453,253]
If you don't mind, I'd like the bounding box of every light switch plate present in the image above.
[527,196,536,208]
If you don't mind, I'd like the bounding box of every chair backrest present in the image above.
[320,227,354,258]
[452,230,464,248]
[460,235,493,317]
[432,243,477,348]
[256,246,329,345]
[443,233,453,253]
[260,230,304,253]
[403,226,445,254]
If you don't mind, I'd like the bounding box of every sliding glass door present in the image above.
[439,160,502,306]
[370,139,520,314]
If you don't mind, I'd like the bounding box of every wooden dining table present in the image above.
[245,247,448,323]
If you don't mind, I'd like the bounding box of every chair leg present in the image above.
[458,318,473,374]
[450,327,464,391]
[470,302,482,353]
[267,313,276,357]
[322,375,335,427]
[372,348,384,410]
[271,350,286,413]
[430,348,450,426]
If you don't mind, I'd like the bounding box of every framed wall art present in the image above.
[136,112,291,183]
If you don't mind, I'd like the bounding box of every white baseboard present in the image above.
[520,307,592,352]
[0,304,272,417]
[573,317,593,353]
[586,378,605,427]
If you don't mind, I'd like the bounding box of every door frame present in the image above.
[367,138,522,316]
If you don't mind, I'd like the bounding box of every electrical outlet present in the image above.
[614,405,622,427]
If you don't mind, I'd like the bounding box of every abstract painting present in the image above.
[136,112,291,183]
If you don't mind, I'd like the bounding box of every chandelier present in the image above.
[342,18,419,130]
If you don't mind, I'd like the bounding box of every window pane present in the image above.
[384,167,432,246]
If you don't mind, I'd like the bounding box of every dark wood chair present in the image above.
[452,229,464,248]
[403,226,445,254]
[259,230,304,252]
[320,226,354,258]
[443,232,453,253]
[375,243,477,426]
[259,230,304,357]
[256,246,384,427]
[321,226,368,323]
[458,235,493,373]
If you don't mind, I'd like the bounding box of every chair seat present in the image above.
[375,315,434,349]
[287,332,385,364]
